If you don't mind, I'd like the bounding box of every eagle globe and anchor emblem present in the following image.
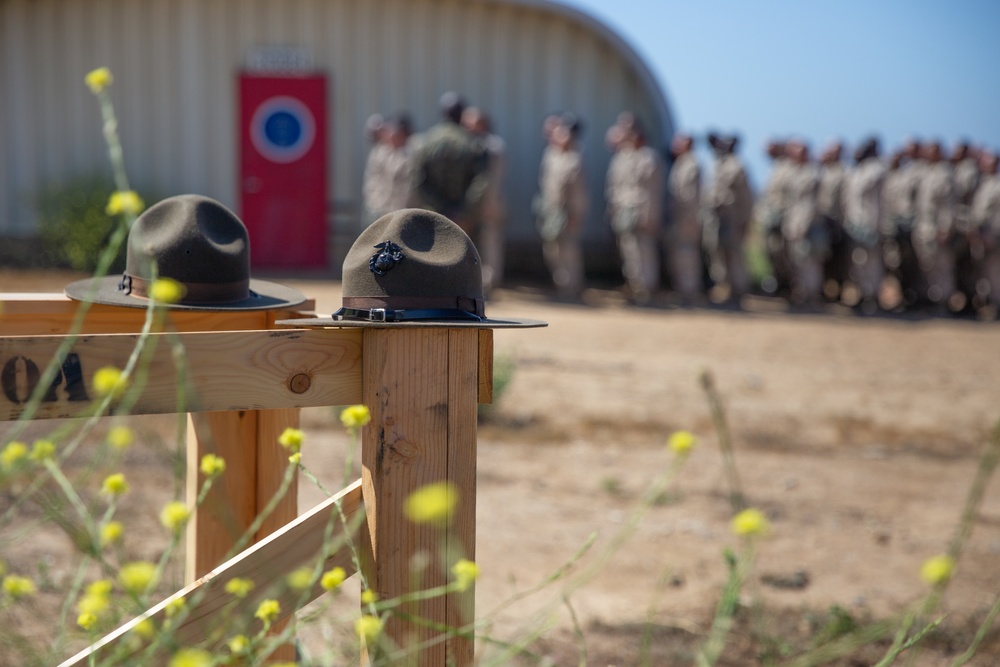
[369,240,405,276]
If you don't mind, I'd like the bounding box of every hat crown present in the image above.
[127,195,250,285]
[64,194,307,311]
[341,209,483,315]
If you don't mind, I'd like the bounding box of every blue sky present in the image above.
[561,0,1000,189]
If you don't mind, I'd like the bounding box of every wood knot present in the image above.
[288,373,312,394]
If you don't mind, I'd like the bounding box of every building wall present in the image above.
[0,0,673,273]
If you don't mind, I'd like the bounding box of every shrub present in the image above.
[35,176,132,272]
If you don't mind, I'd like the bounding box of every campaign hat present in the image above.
[65,194,306,311]
[277,208,545,328]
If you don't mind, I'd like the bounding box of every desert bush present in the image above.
[35,176,130,272]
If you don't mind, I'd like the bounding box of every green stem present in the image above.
[699,369,745,513]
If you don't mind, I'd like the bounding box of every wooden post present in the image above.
[187,408,300,663]
[361,328,482,665]
[181,312,302,664]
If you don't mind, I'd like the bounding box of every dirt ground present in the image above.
[2,269,1000,666]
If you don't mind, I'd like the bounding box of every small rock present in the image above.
[761,569,810,590]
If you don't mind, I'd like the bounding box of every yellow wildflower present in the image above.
[199,453,226,478]
[667,430,696,455]
[920,554,955,585]
[93,366,128,399]
[360,589,378,605]
[105,190,145,217]
[100,521,124,547]
[286,566,313,591]
[277,427,304,452]
[254,598,281,625]
[355,614,383,644]
[76,591,110,617]
[160,501,190,533]
[451,558,479,592]
[168,648,213,667]
[86,579,114,598]
[101,473,129,497]
[1,441,29,470]
[227,634,249,654]
[149,278,185,304]
[339,405,371,431]
[77,611,98,631]
[165,596,186,618]
[133,618,156,640]
[119,561,157,595]
[101,472,129,496]
[77,581,113,617]
[3,575,37,599]
[731,508,770,537]
[106,425,134,450]
[29,439,56,462]
[288,451,302,464]
[224,577,254,599]
[321,566,346,591]
[84,67,113,93]
[403,481,458,526]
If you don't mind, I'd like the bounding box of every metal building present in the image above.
[0,0,673,276]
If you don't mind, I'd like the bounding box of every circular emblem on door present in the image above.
[249,95,317,164]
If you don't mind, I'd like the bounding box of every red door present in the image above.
[239,74,328,268]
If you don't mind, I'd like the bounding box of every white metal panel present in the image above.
[1,0,673,262]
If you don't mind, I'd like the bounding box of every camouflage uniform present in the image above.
[914,161,956,304]
[477,132,507,293]
[667,150,702,298]
[817,159,848,292]
[708,153,752,297]
[606,144,664,302]
[537,144,588,298]
[842,156,887,303]
[972,172,1000,308]
[953,156,981,232]
[362,141,412,227]
[952,155,982,308]
[881,160,922,302]
[783,161,824,302]
[408,121,490,234]
[882,162,919,235]
[755,158,795,292]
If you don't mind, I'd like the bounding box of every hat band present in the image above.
[119,273,252,305]
[342,296,485,317]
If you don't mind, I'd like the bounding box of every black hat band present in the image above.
[342,295,484,317]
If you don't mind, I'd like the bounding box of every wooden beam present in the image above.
[477,329,493,405]
[186,411,260,582]
[0,293,315,335]
[57,480,365,667]
[360,328,479,664]
[0,328,362,420]
[253,408,302,662]
[446,329,480,665]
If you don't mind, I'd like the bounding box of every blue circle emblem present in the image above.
[250,96,316,164]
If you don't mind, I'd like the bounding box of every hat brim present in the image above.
[64,276,308,311]
[275,316,547,329]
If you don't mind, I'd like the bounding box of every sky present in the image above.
[560,0,1000,189]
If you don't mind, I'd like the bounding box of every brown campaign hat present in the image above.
[65,195,307,311]
[277,208,546,328]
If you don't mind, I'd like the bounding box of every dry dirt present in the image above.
[2,269,1000,666]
